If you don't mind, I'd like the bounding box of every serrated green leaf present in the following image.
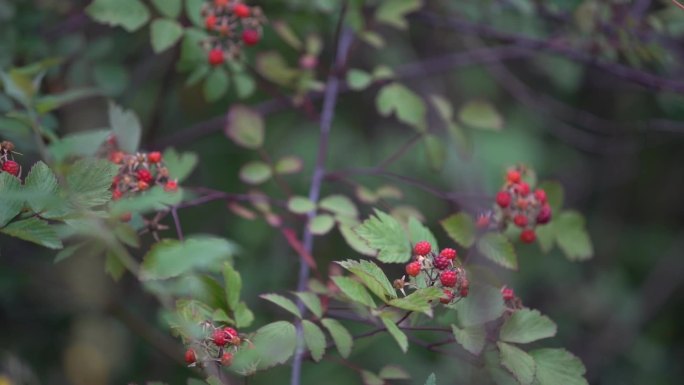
[108,102,141,153]
[0,217,62,249]
[375,0,422,29]
[287,196,315,214]
[239,161,272,185]
[360,31,385,48]
[441,212,476,248]
[319,195,358,218]
[49,129,111,162]
[261,293,302,318]
[151,0,181,18]
[321,318,353,358]
[54,243,86,263]
[477,233,518,270]
[231,321,296,372]
[379,365,410,380]
[204,68,229,102]
[537,181,564,212]
[408,216,438,250]
[255,51,298,87]
[23,161,58,214]
[302,320,326,362]
[362,371,384,385]
[498,342,535,385]
[225,104,264,149]
[294,292,323,318]
[105,250,126,280]
[86,0,150,32]
[347,69,373,90]
[388,287,441,315]
[113,223,139,248]
[499,309,557,344]
[459,100,504,130]
[555,211,593,261]
[66,158,119,209]
[234,301,254,328]
[451,283,505,327]
[141,236,236,280]
[0,173,23,227]
[272,20,303,50]
[423,134,446,170]
[274,156,303,174]
[530,348,588,385]
[354,209,411,263]
[331,276,376,307]
[451,324,486,355]
[376,82,426,131]
[162,148,198,182]
[339,223,376,256]
[381,316,408,352]
[535,222,555,253]
[184,0,203,27]
[234,72,256,99]
[223,263,242,311]
[337,259,397,300]
[150,19,184,53]
[308,214,335,235]
[35,88,99,114]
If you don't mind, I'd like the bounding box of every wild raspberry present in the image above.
[516,198,529,210]
[536,204,552,224]
[242,29,260,46]
[2,160,20,176]
[460,279,470,297]
[137,169,153,183]
[534,189,547,204]
[405,261,421,277]
[112,189,123,200]
[148,151,162,163]
[440,289,455,304]
[224,327,238,340]
[501,287,514,301]
[440,248,457,260]
[137,180,149,191]
[513,214,528,228]
[120,212,132,222]
[520,229,536,244]
[184,349,196,364]
[205,14,217,30]
[440,270,457,287]
[220,352,233,366]
[433,255,450,270]
[233,3,250,18]
[506,169,521,183]
[213,328,228,346]
[414,241,431,256]
[515,182,531,196]
[109,151,125,164]
[208,48,225,66]
[476,213,490,229]
[496,191,511,208]
[165,180,178,192]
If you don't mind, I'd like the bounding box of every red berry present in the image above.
[205,14,217,30]
[433,255,450,270]
[213,328,228,346]
[405,261,421,277]
[112,189,123,201]
[220,352,233,366]
[476,213,490,229]
[506,169,521,183]
[496,191,511,208]
[536,204,552,224]
[165,179,179,192]
[233,3,250,18]
[137,169,153,183]
[137,180,149,191]
[215,0,228,6]
[439,248,457,260]
[440,270,457,287]
[460,279,470,297]
[299,54,318,70]
[520,229,536,244]
[184,349,196,364]
[148,151,162,164]
[513,214,528,228]
[515,182,531,196]
[440,289,455,304]
[501,287,514,301]
[224,327,238,340]
[1,160,20,176]
[414,241,432,256]
[119,212,132,222]
[534,189,547,204]
[242,29,260,46]
[109,151,125,164]
[208,48,225,66]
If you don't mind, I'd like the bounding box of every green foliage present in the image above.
[451,324,486,355]
[450,283,505,327]
[407,216,438,250]
[346,69,373,90]
[109,186,183,215]
[441,212,476,248]
[458,100,504,131]
[302,320,326,362]
[239,161,272,185]
[49,130,111,161]
[529,348,588,385]
[498,342,536,385]
[375,0,423,29]
[231,321,297,373]
[555,211,594,261]
[423,134,447,170]
[477,233,518,270]
[381,316,409,352]
[260,293,302,318]
[388,287,442,315]
[162,148,198,182]
[0,172,24,227]
[287,196,316,214]
[274,156,303,175]
[203,69,230,102]
[150,19,184,53]
[86,0,150,32]
[319,195,358,219]
[141,236,236,280]
[499,309,557,344]
[223,263,242,311]
[150,0,182,18]
[354,209,411,263]
[376,83,427,132]
[226,105,265,150]
[294,292,323,318]
[331,276,376,307]
[424,373,436,385]
[308,214,335,235]
[321,318,353,358]
[108,102,141,153]
[0,217,62,249]
[337,259,397,300]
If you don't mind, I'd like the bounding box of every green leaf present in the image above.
[477,233,518,270]
[379,365,410,380]
[49,129,111,162]
[234,72,256,99]
[376,83,426,131]
[93,64,129,97]
[105,250,126,280]
[151,0,181,18]
[347,69,373,90]
[108,102,141,153]
[274,156,303,174]
[184,0,203,27]
[308,214,335,235]
[319,195,358,218]
[555,211,593,261]
[223,263,242,311]
[459,100,503,130]
[331,276,376,307]
[271,20,303,50]
[537,181,564,212]
[381,316,408,353]
[66,158,119,209]
[451,283,505,327]
[23,161,58,214]
[287,196,316,214]
[55,243,86,263]
[360,31,386,48]
[35,88,100,114]
[302,320,326,362]
[451,324,486,355]
[86,0,150,32]
[441,212,476,248]
[529,348,588,385]
[498,342,536,385]
[423,134,446,170]
[255,51,298,87]
[260,293,302,318]
[234,302,254,328]
[354,209,411,263]
[388,287,442,315]
[499,309,557,344]
[231,321,296,372]
[109,186,183,215]
[0,172,23,227]
[361,371,384,385]
[0,217,62,249]
[204,68,229,102]
[321,318,353,358]
[150,18,184,53]
[339,223,376,256]
[141,236,236,280]
[337,259,397,300]
[424,373,436,385]
[375,0,422,29]
[239,161,272,185]
[407,216,438,250]
[162,148,198,182]
[225,105,264,149]
[294,292,323,318]
[178,28,208,70]
[535,222,556,253]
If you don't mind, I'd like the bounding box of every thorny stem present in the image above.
[290,6,353,385]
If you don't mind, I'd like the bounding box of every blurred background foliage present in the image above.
[2,0,684,384]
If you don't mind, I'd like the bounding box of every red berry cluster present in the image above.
[501,286,523,311]
[201,0,267,66]
[489,167,553,244]
[184,323,246,368]
[397,241,469,305]
[0,141,21,177]
[109,150,178,201]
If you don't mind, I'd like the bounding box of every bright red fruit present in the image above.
[501,287,514,301]
[148,151,162,163]
[520,229,536,243]
[220,352,233,366]
[1,160,20,176]
[414,241,432,256]
[476,213,490,229]
[165,180,179,192]
[213,328,228,346]
[440,289,455,304]
[516,182,531,196]
[184,349,196,364]
[205,14,217,30]
[137,169,153,183]
[536,204,552,224]
[405,261,421,277]
[224,327,238,340]
[440,270,457,287]
[506,169,521,183]
[242,29,260,45]
[460,279,470,297]
[440,248,457,260]
[534,189,547,203]
[496,191,511,208]
[233,3,250,18]
[513,214,528,228]
[433,256,449,270]
[208,48,225,66]
[112,189,123,200]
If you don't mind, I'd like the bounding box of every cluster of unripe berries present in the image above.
[184,323,245,368]
[397,241,469,305]
[201,0,266,66]
[0,141,21,177]
[478,167,552,244]
[109,150,178,203]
